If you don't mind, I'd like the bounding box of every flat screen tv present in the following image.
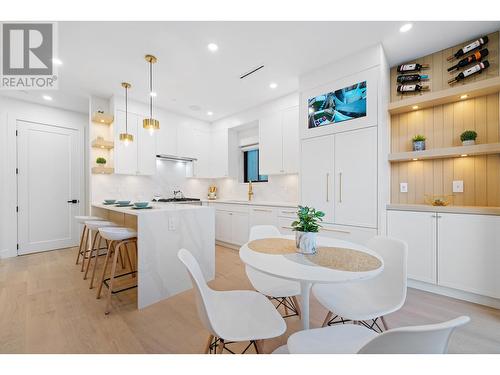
[308,80,367,129]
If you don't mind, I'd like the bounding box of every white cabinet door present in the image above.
[282,106,299,174]
[300,135,334,223]
[137,119,157,175]
[215,210,232,243]
[259,112,283,175]
[334,127,377,228]
[231,211,250,245]
[210,128,229,178]
[156,118,177,156]
[192,127,211,178]
[387,210,437,283]
[249,206,278,228]
[114,110,138,175]
[438,213,500,298]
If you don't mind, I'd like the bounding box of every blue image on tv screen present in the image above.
[308,81,367,129]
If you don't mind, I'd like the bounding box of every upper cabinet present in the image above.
[155,117,177,156]
[259,106,299,175]
[178,123,211,178]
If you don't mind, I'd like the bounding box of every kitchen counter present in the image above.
[387,203,500,216]
[91,202,214,309]
[203,199,298,208]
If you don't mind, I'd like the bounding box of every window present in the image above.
[243,149,268,183]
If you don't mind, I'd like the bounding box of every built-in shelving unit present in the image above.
[388,76,500,115]
[389,142,500,162]
[91,166,114,174]
[91,112,114,125]
[91,138,114,150]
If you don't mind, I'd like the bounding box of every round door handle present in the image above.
[67,199,79,204]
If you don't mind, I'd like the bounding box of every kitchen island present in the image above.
[91,202,215,309]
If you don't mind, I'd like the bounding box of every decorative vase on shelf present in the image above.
[462,140,475,146]
[413,140,426,151]
[295,231,317,255]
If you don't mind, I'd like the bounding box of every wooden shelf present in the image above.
[388,76,500,115]
[91,166,114,174]
[387,203,500,216]
[389,142,500,162]
[91,138,114,150]
[92,112,114,125]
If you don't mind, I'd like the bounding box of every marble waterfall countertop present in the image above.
[202,199,298,208]
[92,202,208,215]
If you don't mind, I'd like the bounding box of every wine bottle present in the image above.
[397,63,429,73]
[397,84,430,93]
[447,36,489,61]
[447,49,489,72]
[448,61,490,84]
[397,74,429,84]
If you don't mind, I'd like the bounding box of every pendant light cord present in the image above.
[125,85,128,133]
[149,60,153,120]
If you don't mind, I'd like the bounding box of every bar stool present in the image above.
[75,216,104,267]
[83,220,119,288]
[96,227,138,314]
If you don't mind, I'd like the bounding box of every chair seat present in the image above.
[98,227,137,241]
[288,324,378,354]
[210,289,286,342]
[75,215,103,224]
[84,220,116,231]
[246,267,301,298]
[312,283,403,321]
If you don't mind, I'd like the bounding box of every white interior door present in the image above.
[17,120,83,255]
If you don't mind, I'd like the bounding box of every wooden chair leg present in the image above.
[96,242,113,299]
[89,237,106,289]
[204,334,214,354]
[83,231,98,276]
[292,296,301,318]
[217,338,225,354]
[75,225,87,265]
[105,241,123,314]
[322,311,333,327]
[381,316,388,331]
[84,232,100,280]
[254,340,264,354]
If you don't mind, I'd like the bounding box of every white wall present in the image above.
[0,96,87,258]
[211,92,299,203]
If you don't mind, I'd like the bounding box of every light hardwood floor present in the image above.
[1,245,499,353]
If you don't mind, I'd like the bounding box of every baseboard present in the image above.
[409,279,500,310]
[0,247,17,259]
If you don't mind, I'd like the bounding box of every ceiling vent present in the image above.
[239,64,264,79]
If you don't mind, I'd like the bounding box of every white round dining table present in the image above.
[239,235,384,330]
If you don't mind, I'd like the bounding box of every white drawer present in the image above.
[319,223,376,245]
[210,202,249,213]
[278,217,294,235]
[278,207,297,218]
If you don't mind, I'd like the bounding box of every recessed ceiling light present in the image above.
[42,95,53,101]
[269,82,278,89]
[207,43,218,52]
[460,94,468,99]
[412,105,419,110]
[150,91,157,97]
[207,111,213,116]
[52,58,62,65]
[400,23,413,33]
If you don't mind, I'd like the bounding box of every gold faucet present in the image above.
[248,181,254,201]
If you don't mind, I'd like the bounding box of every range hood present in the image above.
[156,154,198,162]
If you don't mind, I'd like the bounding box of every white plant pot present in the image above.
[462,140,475,146]
[295,231,317,254]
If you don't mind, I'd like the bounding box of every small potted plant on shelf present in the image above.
[96,157,107,167]
[460,130,477,146]
[412,134,426,151]
[291,206,325,255]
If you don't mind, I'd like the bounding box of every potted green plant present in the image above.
[96,157,107,167]
[291,206,325,254]
[412,134,426,151]
[460,130,477,146]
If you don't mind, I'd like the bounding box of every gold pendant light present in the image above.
[143,54,160,131]
[119,82,134,144]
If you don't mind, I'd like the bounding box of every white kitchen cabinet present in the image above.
[300,135,334,223]
[282,106,300,174]
[438,213,500,299]
[387,210,437,284]
[320,223,376,245]
[178,124,210,178]
[278,217,294,235]
[334,127,377,228]
[155,117,177,156]
[259,112,283,175]
[249,206,278,228]
[259,106,299,175]
[137,123,157,175]
[210,128,229,178]
[232,211,250,245]
[215,210,233,244]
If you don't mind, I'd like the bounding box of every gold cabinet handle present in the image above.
[326,173,330,202]
[281,226,293,229]
[281,210,296,214]
[253,208,273,213]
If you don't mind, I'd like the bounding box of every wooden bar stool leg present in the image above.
[124,242,133,272]
[105,241,123,315]
[84,232,100,280]
[82,230,97,273]
[131,241,138,278]
[75,225,88,265]
[89,238,107,289]
[97,241,114,299]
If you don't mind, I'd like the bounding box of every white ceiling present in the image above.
[3,21,500,121]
